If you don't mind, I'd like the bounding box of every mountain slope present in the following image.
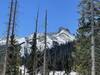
[0,27,75,56]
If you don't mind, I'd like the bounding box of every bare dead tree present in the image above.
[3,0,14,75]
[43,10,48,75]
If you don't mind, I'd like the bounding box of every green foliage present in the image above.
[6,38,21,75]
[24,41,74,75]
[74,0,100,75]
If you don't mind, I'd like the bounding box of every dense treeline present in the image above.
[22,41,74,74]
[47,41,73,72]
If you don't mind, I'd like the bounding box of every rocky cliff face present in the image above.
[0,27,75,56]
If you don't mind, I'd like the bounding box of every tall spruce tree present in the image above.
[27,10,39,75]
[6,0,21,75]
[74,0,100,75]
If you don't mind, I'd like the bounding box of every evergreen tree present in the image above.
[74,0,100,75]
[27,10,39,75]
[5,0,22,74]
[6,37,21,75]
[47,42,73,74]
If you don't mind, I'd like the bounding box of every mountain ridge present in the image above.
[0,27,75,56]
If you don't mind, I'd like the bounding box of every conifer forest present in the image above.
[0,0,100,75]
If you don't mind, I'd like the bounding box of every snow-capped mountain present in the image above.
[0,27,75,55]
[0,27,76,75]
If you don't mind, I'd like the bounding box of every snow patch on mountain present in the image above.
[0,27,75,56]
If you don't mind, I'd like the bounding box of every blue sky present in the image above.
[0,0,79,37]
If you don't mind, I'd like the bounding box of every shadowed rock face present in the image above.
[0,27,75,56]
[0,45,6,62]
